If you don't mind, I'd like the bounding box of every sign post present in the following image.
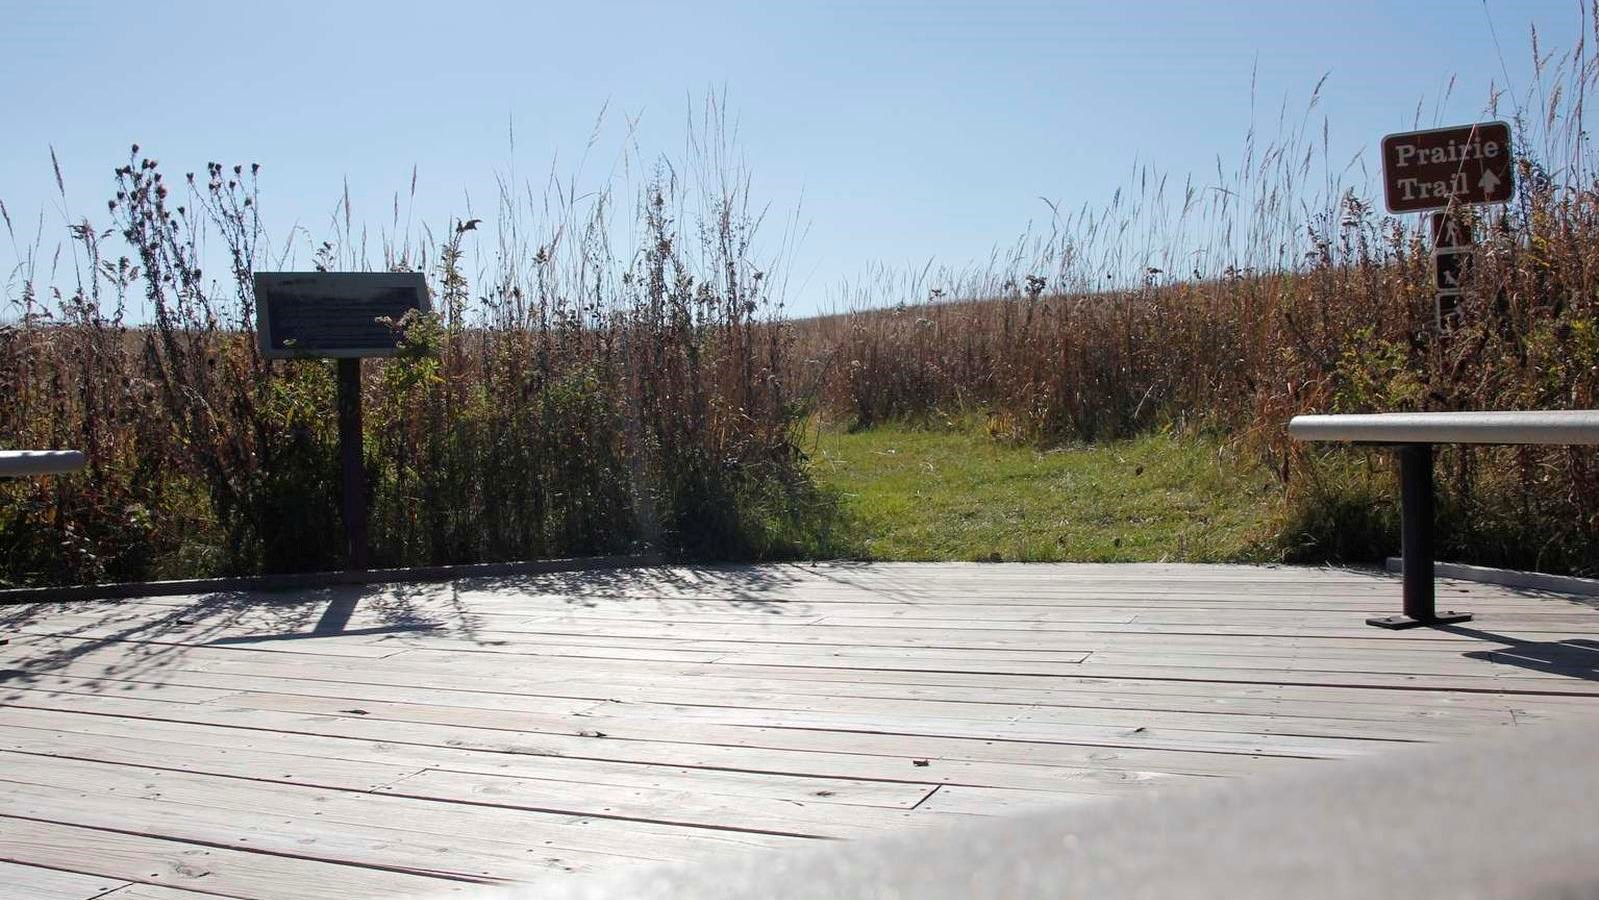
[1380,121,1513,331]
[254,272,431,570]
[336,358,368,569]
[1430,210,1473,330]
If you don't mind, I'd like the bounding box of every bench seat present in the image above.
[1288,410,1599,446]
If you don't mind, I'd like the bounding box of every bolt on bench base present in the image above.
[1366,611,1473,630]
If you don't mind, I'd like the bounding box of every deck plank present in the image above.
[0,816,469,899]
[0,860,128,900]
[1,669,1521,740]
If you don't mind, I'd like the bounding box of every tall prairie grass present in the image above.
[792,23,1599,575]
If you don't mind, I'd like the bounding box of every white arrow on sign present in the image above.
[1479,169,1502,196]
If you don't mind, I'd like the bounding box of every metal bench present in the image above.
[0,450,86,478]
[1288,410,1599,628]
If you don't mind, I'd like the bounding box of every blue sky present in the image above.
[0,0,1586,314]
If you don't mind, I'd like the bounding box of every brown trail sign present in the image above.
[1381,122,1511,330]
[1381,121,1513,214]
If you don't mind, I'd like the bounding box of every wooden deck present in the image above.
[1,562,1597,899]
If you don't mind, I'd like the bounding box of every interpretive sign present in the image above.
[253,272,430,570]
[254,272,430,359]
[1380,121,1514,213]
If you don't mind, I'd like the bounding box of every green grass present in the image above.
[808,422,1285,562]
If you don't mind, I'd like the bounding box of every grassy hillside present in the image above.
[783,50,1599,576]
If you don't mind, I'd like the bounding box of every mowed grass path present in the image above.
[810,425,1284,562]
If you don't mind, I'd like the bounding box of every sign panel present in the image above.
[1434,249,1473,291]
[1429,210,1474,249]
[1381,121,1514,213]
[254,272,431,359]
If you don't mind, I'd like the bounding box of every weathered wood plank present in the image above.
[373,768,950,839]
[0,692,1280,780]
[0,668,1518,741]
[0,778,584,882]
[0,861,128,900]
[0,816,467,899]
[95,885,220,900]
[22,646,1578,718]
[910,784,1108,816]
[0,720,807,860]
[0,711,943,809]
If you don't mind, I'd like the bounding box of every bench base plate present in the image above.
[1366,611,1473,630]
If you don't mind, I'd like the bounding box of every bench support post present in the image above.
[1367,444,1472,629]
